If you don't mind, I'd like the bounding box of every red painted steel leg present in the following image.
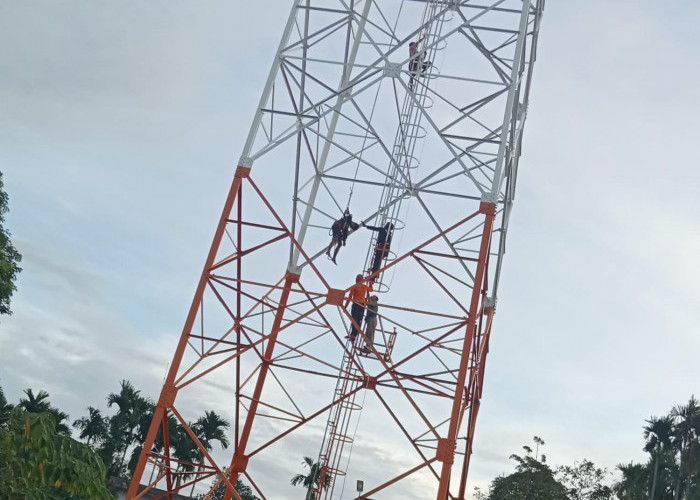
[127,167,250,499]
[435,203,496,500]
[162,412,174,500]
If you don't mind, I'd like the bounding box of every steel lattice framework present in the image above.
[127,1,545,499]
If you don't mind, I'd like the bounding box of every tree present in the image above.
[557,459,612,500]
[670,396,700,500]
[170,420,201,488]
[73,406,109,447]
[48,409,71,436]
[203,470,260,500]
[193,411,230,453]
[290,456,331,500]
[0,406,114,499]
[614,462,649,500]
[472,486,489,500]
[644,415,675,500]
[488,438,568,500]
[0,171,22,316]
[18,389,71,436]
[0,385,13,429]
[105,380,153,477]
[18,389,52,414]
[189,411,230,496]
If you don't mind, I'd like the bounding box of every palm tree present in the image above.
[50,408,72,435]
[127,403,159,475]
[533,436,545,463]
[644,415,675,500]
[291,456,330,500]
[73,406,109,447]
[107,380,154,473]
[18,388,51,413]
[193,411,230,452]
[614,462,649,500]
[670,396,700,500]
[19,389,70,435]
[170,420,201,488]
[188,411,230,495]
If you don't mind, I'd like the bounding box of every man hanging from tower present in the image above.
[326,209,358,264]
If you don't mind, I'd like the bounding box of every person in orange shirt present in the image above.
[345,274,372,341]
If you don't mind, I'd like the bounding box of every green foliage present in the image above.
[290,456,331,500]
[613,396,700,499]
[72,407,108,447]
[19,389,71,436]
[0,407,114,500]
[192,410,230,452]
[203,471,260,500]
[557,460,612,500]
[644,415,676,500]
[488,441,568,500]
[0,172,22,315]
[614,462,649,500]
[0,386,13,428]
[102,380,154,478]
[19,389,52,414]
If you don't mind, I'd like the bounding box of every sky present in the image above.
[1,0,700,499]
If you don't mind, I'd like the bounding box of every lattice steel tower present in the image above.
[128,1,545,499]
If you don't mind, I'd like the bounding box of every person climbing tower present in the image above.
[362,295,379,352]
[326,209,358,264]
[345,274,372,342]
[362,221,395,280]
[408,40,431,91]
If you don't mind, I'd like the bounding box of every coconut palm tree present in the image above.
[18,388,51,413]
[127,403,160,474]
[73,406,109,447]
[188,411,230,495]
[291,456,330,500]
[670,396,700,500]
[49,408,72,435]
[106,380,154,474]
[19,389,71,435]
[193,411,230,452]
[170,420,202,489]
[615,462,649,500]
[644,415,675,500]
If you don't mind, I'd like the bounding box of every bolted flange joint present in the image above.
[436,438,457,464]
[326,289,345,306]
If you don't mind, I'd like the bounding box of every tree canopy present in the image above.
[0,406,114,499]
[0,172,22,315]
[203,471,260,500]
[488,440,568,500]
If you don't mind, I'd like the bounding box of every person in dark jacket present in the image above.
[326,209,358,264]
[408,41,431,91]
[362,221,395,279]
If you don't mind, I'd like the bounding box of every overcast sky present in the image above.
[1,1,699,499]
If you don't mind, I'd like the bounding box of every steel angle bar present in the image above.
[413,194,478,282]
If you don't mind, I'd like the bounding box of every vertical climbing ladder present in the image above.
[365,2,453,292]
[312,3,455,499]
